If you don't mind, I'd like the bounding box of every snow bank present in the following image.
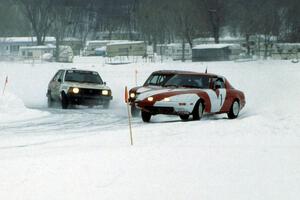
[0,92,48,123]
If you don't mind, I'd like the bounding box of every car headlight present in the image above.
[102,90,109,95]
[147,97,154,102]
[72,87,80,94]
[130,92,136,98]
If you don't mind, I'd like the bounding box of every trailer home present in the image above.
[106,41,146,57]
[0,37,55,58]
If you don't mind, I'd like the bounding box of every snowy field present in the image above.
[0,57,300,200]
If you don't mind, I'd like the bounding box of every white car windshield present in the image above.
[64,70,103,84]
[144,74,174,86]
[165,74,210,89]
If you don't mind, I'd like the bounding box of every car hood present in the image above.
[136,87,205,101]
[64,82,111,90]
[130,85,163,94]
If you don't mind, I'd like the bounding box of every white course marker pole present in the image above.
[125,86,133,146]
[2,76,8,95]
[134,69,138,86]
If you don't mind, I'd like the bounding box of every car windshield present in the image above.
[144,74,174,86]
[64,70,103,84]
[164,74,210,89]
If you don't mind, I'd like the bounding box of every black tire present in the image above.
[131,105,140,117]
[47,91,54,108]
[192,101,204,120]
[179,114,189,121]
[61,92,69,109]
[103,101,110,109]
[227,100,240,119]
[141,111,151,122]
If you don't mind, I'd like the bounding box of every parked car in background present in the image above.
[128,70,195,116]
[135,72,246,122]
[47,69,112,109]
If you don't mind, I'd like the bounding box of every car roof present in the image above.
[179,72,219,77]
[63,68,98,73]
[151,70,195,75]
[151,70,218,77]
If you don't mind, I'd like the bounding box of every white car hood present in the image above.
[64,82,110,90]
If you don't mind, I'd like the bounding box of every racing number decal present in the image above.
[220,94,223,106]
[204,89,227,113]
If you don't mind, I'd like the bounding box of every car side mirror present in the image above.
[216,85,221,89]
[58,78,62,83]
[104,82,106,85]
[215,84,221,90]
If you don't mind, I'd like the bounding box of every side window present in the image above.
[58,71,65,81]
[148,75,159,85]
[52,71,60,81]
[212,78,225,89]
[156,75,167,85]
[53,70,63,81]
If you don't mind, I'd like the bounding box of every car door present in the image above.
[49,71,60,98]
[207,77,227,113]
[51,70,64,99]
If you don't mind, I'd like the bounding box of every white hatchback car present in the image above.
[47,69,112,109]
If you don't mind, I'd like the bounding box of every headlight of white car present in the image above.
[72,87,80,94]
[102,90,109,95]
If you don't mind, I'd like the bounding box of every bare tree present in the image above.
[202,0,225,44]
[18,0,54,45]
[0,0,30,36]
[50,1,74,61]
[280,0,300,42]
[226,0,263,55]
[136,0,170,52]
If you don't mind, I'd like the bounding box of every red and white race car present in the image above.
[128,70,194,116]
[135,72,246,122]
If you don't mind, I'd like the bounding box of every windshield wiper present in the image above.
[165,84,178,88]
[181,85,201,89]
[81,81,99,84]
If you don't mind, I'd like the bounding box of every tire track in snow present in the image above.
[0,107,130,149]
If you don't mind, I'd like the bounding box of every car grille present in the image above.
[80,88,101,96]
[144,106,174,114]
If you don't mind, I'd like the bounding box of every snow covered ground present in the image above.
[0,57,300,200]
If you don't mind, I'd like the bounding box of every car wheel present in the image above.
[131,105,140,117]
[192,101,204,120]
[141,110,151,122]
[61,92,69,109]
[227,100,240,119]
[179,114,189,121]
[47,91,54,108]
[103,101,110,109]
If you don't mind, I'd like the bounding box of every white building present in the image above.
[82,40,111,56]
[192,44,245,62]
[0,37,55,58]
[19,45,74,63]
[157,43,192,60]
[106,41,146,57]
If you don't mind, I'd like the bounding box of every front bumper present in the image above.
[136,101,191,115]
[67,94,112,105]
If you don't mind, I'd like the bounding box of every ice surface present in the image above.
[0,57,299,200]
